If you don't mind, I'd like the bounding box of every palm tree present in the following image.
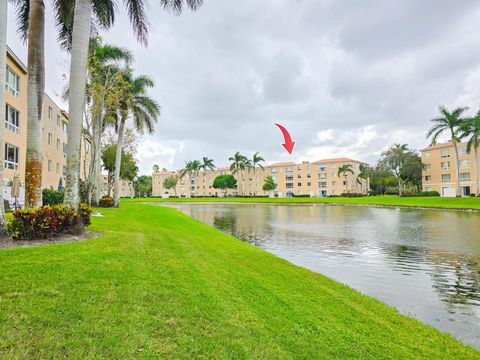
[88,38,133,206]
[356,163,369,194]
[180,160,201,179]
[460,112,480,196]
[113,70,160,207]
[338,164,354,194]
[0,0,7,233]
[229,152,247,196]
[251,152,265,196]
[427,106,468,197]
[200,157,215,171]
[64,0,203,209]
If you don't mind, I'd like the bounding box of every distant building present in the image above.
[421,141,479,197]
[152,158,368,198]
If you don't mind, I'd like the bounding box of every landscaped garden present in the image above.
[0,201,478,358]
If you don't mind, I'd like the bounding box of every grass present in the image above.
[136,195,480,210]
[0,202,479,359]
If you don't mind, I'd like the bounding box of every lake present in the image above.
[162,203,480,348]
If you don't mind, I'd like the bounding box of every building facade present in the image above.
[152,158,367,198]
[421,141,479,197]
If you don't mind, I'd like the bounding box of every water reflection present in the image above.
[164,203,480,348]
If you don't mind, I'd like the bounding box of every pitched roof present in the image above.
[268,162,296,167]
[312,157,362,164]
[420,141,467,152]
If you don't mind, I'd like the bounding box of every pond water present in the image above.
[163,203,480,348]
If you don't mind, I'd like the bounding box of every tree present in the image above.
[427,106,468,197]
[356,163,369,194]
[134,175,152,197]
[64,0,203,210]
[102,144,138,197]
[163,175,179,197]
[368,165,397,195]
[113,69,160,207]
[0,0,7,233]
[213,174,237,197]
[229,151,247,196]
[460,112,480,196]
[87,37,133,206]
[401,153,423,193]
[378,144,412,196]
[262,175,277,194]
[251,152,265,196]
[153,164,160,173]
[180,160,201,179]
[337,164,354,194]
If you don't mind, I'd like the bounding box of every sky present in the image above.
[6,0,480,174]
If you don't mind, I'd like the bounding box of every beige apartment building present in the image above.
[152,157,368,198]
[421,141,479,197]
[99,175,135,198]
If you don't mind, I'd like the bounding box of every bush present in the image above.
[80,203,92,226]
[7,205,86,240]
[292,194,311,198]
[42,189,64,205]
[340,193,365,198]
[420,191,441,197]
[99,196,114,208]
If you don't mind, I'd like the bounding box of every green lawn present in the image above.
[0,202,479,359]
[136,195,480,210]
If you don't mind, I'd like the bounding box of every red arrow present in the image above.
[274,123,296,154]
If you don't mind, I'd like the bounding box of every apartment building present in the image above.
[2,47,94,205]
[152,157,367,198]
[99,175,135,198]
[421,141,479,197]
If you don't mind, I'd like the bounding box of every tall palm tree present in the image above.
[229,151,247,196]
[460,112,480,196]
[88,38,132,206]
[200,157,215,171]
[427,106,468,197]
[251,152,264,196]
[113,71,160,207]
[0,0,7,233]
[180,160,201,178]
[65,0,202,209]
[356,163,369,194]
[338,164,354,194]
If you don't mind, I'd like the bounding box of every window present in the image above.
[440,149,450,158]
[48,106,52,118]
[48,160,52,172]
[62,122,68,135]
[5,104,19,133]
[271,168,278,174]
[307,174,312,178]
[56,163,59,174]
[57,138,60,150]
[307,182,311,186]
[441,161,450,170]
[286,183,294,189]
[459,159,470,168]
[317,165,327,171]
[285,167,293,173]
[297,182,302,187]
[423,152,431,158]
[318,181,327,188]
[271,176,277,181]
[460,147,467,156]
[285,175,293,181]
[4,143,19,170]
[425,187,432,192]
[460,172,470,182]
[297,174,302,179]
[63,143,67,158]
[318,173,327,179]
[331,172,337,178]
[297,166,302,170]
[56,114,60,126]
[424,163,431,170]
[48,132,53,145]
[332,181,336,186]
[5,66,20,97]
[441,174,451,182]
[425,175,431,181]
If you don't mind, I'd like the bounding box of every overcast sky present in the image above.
[7,0,480,174]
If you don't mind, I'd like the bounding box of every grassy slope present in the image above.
[0,203,478,359]
[137,195,480,210]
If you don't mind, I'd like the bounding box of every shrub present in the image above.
[420,191,441,197]
[42,189,64,205]
[7,205,84,240]
[99,196,114,208]
[292,194,311,198]
[80,203,92,226]
[340,193,365,198]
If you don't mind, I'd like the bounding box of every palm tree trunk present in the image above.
[253,167,256,196]
[64,0,91,210]
[113,118,125,207]
[397,177,402,196]
[24,0,45,209]
[0,0,7,234]
[452,140,461,196]
[91,113,102,205]
[474,146,479,196]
